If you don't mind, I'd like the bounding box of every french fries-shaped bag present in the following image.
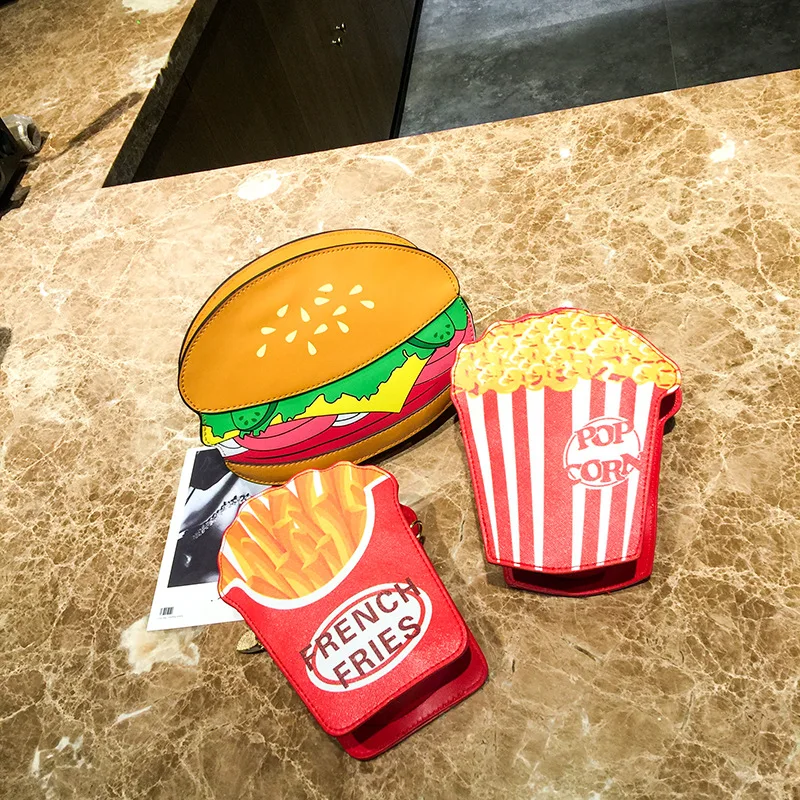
[217,462,488,759]
[452,309,682,596]
[178,229,474,484]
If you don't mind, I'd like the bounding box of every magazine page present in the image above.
[148,447,269,631]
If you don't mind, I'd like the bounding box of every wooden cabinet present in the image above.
[135,0,419,181]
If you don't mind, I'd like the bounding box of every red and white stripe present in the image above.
[458,379,661,572]
[623,381,654,559]
[570,379,592,570]
[525,389,545,569]
[464,392,500,559]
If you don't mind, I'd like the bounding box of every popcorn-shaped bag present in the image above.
[451,309,682,596]
[218,462,488,759]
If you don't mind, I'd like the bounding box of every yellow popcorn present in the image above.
[452,310,680,395]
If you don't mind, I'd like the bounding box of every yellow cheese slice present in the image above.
[293,354,429,419]
[201,424,240,446]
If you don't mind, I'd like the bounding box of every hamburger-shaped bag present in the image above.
[452,309,682,596]
[179,229,474,484]
[218,462,488,759]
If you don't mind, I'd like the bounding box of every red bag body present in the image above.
[451,309,682,596]
[217,462,488,759]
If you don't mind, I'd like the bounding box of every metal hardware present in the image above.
[236,629,265,654]
[2,114,42,156]
[334,22,346,31]
[331,36,343,46]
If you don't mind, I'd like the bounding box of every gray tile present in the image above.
[401,1,676,135]
[665,0,800,88]
[414,0,666,50]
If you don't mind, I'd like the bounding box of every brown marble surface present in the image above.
[0,0,213,199]
[2,70,800,798]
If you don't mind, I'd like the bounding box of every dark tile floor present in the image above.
[400,0,800,135]
[667,0,800,87]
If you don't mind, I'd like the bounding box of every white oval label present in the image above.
[300,579,432,693]
[563,415,642,488]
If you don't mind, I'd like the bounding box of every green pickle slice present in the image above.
[231,402,277,433]
[407,298,468,349]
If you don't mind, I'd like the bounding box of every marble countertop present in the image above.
[2,68,799,799]
[0,0,214,199]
